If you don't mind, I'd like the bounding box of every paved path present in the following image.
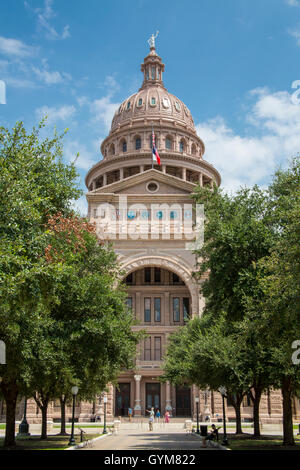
[79,427,217,451]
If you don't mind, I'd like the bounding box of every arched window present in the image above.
[109,143,115,156]
[120,139,127,153]
[165,136,172,150]
[135,136,141,150]
[191,143,196,155]
[151,97,156,106]
[138,98,143,107]
[179,140,185,153]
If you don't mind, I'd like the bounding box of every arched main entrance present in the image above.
[113,257,199,417]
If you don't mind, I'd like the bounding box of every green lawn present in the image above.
[223,434,300,451]
[0,433,102,450]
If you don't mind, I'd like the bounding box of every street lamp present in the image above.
[68,386,79,446]
[102,396,108,434]
[195,397,200,434]
[18,396,30,436]
[218,386,228,446]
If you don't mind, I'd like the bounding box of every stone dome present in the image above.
[110,47,195,134]
[111,87,195,133]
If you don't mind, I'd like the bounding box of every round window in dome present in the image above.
[162,97,170,108]
[175,101,181,112]
[146,181,159,193]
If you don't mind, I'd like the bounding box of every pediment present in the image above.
[91,169,195,195]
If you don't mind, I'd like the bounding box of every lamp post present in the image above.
[18,396,30,436]
[218,386,228,446]
[68,386,79,446]
[195,397,199,434]
[102,396,108,434]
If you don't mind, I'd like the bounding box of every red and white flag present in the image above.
[152,131,161,165]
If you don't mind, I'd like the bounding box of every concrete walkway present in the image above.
[78,427,217,451]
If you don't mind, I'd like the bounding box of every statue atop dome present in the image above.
[148,31,159,49]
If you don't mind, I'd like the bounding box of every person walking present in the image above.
[155,409,161,423]
[164,410,170,424]
[146,407,155,431]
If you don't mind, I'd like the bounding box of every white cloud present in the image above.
[285,0,300,6]
[35,104,76,124]
[196,86,300,191]
[71,196,88,217]
[64,140,98,171]
[90,96,120,131]
[288,26,300,46]
[25,0,70,40]
[76,76,120,131]
[0,36,36,57]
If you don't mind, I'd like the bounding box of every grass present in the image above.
[0,433,102,450]
[223,434,300,451]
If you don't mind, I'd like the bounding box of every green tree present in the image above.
[0,121,80,447]
[243,158,300,445]
[191,184,276,435]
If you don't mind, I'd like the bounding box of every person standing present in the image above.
[164,410,170,423]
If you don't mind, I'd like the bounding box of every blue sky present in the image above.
[1,0,300,214]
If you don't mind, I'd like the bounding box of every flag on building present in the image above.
[152,131,161,165]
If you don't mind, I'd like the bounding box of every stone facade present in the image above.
[2,42,299,425]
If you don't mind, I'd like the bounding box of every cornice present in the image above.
[85,152,221,187]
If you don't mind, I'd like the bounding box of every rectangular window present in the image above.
[126,297,133,312]
[154,337,161,361]
[172,273,180,283]
[144,267,151,283]
[173,297,180,322]
[154,298,161,322]
[151,66,155,79]
[144,298,151,322]
[144,337,151,361]
[154,267,161,283]
[183,297,190,321]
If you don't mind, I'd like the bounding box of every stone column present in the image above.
[199,173,203,187]
[120,168,124,180]
[134,374,142,416]
[182,167,186,181]
[164,292,170,325]
[162,164,166,174]
[103,173,107,186]
[165,381,172,413]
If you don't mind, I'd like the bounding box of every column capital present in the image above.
[134,374,142,382]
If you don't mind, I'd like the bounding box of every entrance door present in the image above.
[176,385,191,416]
[145,383,160,413]
[115,383,130,416]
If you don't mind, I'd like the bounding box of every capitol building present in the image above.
[82,38,287,423]
[4,38,297,425]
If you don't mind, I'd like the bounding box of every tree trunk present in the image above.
[227,392,243,434]
[251,387,262,438]
[2,384,18,448]
[233,398,243,435]
[41,402,48,440]
[281,376,295,446]
[59,397,67,435]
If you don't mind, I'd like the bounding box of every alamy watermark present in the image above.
[91,197,204,251]
[0,340,6,364]
[0,80,6,105]
[292,340,300,365]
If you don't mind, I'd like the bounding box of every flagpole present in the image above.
[151,122,154,169]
